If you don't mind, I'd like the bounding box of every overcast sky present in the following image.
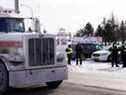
[0,0,126,34]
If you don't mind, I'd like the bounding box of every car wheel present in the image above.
[46,80,63,89]
[94,59,99,62]
[0,62,8,94]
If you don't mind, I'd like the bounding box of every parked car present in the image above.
[91,46,111,61]
[91,45,121,62]
[71,43,103,60]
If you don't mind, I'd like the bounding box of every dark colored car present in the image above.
[71,43,103,60]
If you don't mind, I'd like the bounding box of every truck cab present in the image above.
[0,9,67,94]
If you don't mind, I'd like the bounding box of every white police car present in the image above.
[91,44,122,62]
[91,47,111,61]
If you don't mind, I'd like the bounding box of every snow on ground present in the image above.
[68,59,126,79]
[67,59,126,91]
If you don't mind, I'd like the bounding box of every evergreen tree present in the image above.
[119,20,126,41]
[75,28,85,37]
[102,13,119,43]
[102,17,106,26]
[75,22,94,37]
[95,25,103,37]
[104,22,113,43]
[84,22,94,36]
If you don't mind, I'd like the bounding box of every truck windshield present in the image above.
[0,18,25,33]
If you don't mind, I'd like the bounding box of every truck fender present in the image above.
[0,56,10,71]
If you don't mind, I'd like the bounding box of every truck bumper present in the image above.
[9,66,68,88]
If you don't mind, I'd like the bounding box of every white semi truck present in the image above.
[0,9,68,94]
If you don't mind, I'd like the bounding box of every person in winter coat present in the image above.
[120,42,126,67]
[111,42,119,67]
[75,43,83,65]
[66,45,73,65]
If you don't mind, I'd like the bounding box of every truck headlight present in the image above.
[8,48,25,65]
[56,52,65,62]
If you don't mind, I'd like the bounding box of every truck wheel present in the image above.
[0,62,8,94]
[46,80,63,89]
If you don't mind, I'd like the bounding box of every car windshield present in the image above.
[103,45,112,50]
[71,43,103,50]
[95,44,103,50]
[0,18,25,32]
[83,44,103,50]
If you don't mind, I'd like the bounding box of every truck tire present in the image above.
[46,80,63,89]
[0,62,8,94]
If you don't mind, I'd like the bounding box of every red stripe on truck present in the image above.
[0,41,23,48]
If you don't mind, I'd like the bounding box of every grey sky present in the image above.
[0,0,126,34]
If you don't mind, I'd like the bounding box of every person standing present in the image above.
[120,42,126,67]
[76,43,83,65]
[66,45,73,65]
[111,42,119,67]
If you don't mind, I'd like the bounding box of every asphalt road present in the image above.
[3,82,126,95]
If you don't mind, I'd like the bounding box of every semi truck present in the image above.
[0,8,68,94]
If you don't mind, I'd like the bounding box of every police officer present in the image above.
[75,43,83,65]
[111,42,119,67]
[66,45,73,65]
[121,42,126,67]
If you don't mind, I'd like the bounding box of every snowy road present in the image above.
[4,59,126,95]
[68,59,126,74]
[67,59,126,91]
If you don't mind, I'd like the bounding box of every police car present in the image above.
[91,46,111,61]
[91,43,122,62]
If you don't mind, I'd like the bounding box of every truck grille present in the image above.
[28,38,55,66]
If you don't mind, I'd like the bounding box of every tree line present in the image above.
[75,13,126,44]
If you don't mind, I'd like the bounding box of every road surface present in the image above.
[4,72,126,95]
[3,82,126,95]
[3,60,126,95]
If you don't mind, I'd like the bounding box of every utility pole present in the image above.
[15,0,20,14]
